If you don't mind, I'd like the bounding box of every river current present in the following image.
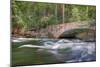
[12,38,96,66]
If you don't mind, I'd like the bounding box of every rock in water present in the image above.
[76,30,95,42]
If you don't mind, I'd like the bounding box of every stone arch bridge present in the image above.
[43,22,95,38]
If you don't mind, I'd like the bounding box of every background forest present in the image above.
[12,0,96,38]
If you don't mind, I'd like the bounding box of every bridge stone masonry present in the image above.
[26,21,95,41]
[44,21,95,41]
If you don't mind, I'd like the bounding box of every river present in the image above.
[12,38,96,66]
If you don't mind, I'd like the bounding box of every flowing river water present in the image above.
[12,38,96,66]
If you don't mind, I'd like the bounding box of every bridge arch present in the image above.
[49,28,95,39]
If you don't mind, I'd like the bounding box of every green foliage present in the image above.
[71,6,81,21]
[12,0,96,32]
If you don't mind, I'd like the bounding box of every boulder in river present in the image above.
[76,29,96,42]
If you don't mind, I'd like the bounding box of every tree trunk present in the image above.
[62,4,65,24]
